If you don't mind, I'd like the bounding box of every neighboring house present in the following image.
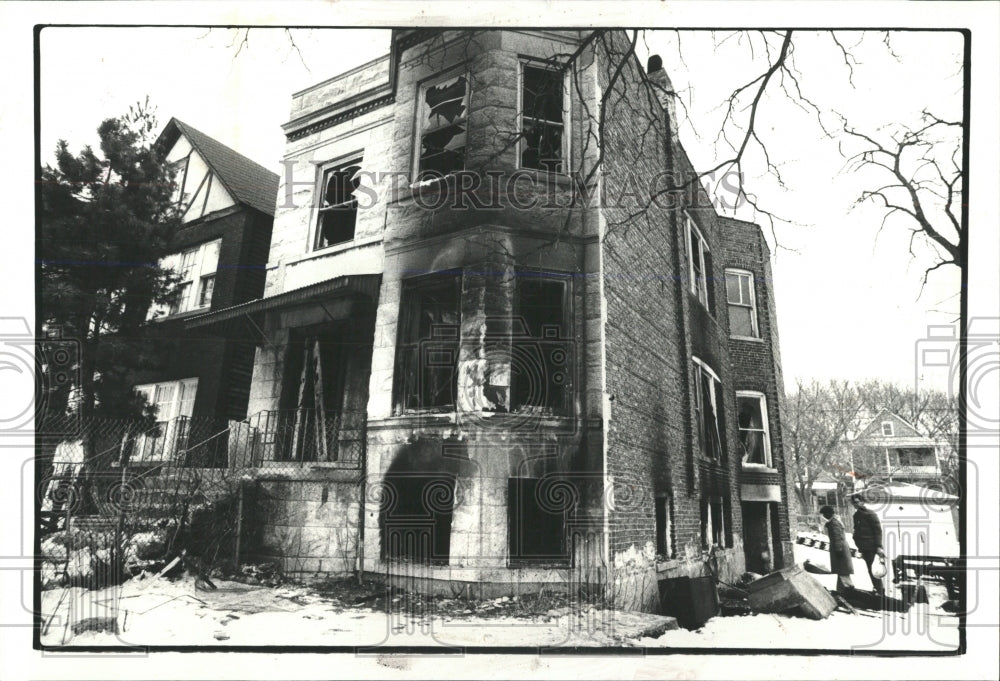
[128,119,278,463]
[187,30,793,607]
[849,409,948,486]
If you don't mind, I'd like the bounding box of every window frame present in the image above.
[413,67,470,182]
[881,421,895,437]
[517,59,570,174]
[509,274,571,415]
[313,156,364,251]
[391,271,463,415]
[692,356,724,462]
[725,268,759,339]
[684,212,711,309]
[736,390,773,468]
[161,238,221,317]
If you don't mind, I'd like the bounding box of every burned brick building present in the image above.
[188,29,794,610]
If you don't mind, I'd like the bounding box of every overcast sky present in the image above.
[36,26,972,394]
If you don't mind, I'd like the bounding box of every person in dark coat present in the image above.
[820,505,854,592]
[851,494,886,594]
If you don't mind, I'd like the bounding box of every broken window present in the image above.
[380,474,456,565]
[693,358,724,461]
[316,160,362,249]
[416,72,468,180]
[510,277,569,413]
[737,392,772,467]
[508,477,570,565]
[701,496,727,550]
[881,421,895,437]
[393,274,461,413]
[158,238,221,317]
[685,213,711,310]
[520,64,565,172]
[655,495,674,559]
[725,269,758,338]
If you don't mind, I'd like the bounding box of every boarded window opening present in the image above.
[508,477,570,565]
[417,74,468,180]
[316,161,362,249]
[520,65,565,172]
[655,495,674,559]
[380,473,456,565]
[511,278,569,413]
[393,274,461,413]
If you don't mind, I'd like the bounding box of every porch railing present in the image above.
[243,408,365,468]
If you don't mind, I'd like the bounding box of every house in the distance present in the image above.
[849,409,950,488]
[187,30,795,610]
[127,119,278,463]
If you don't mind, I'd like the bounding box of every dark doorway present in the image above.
[380,473,456,565]
[277,324,347,461]
[742,502,771,574]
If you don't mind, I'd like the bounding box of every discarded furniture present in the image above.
[659,576,719,630]
[746,564,836,619]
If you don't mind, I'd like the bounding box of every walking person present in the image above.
[819,505,854,593]
[850,493,886,594]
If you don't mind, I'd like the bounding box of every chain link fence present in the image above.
[38,408,367,591]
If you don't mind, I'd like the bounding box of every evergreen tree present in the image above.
[39,100,182,459]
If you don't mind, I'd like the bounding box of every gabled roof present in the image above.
[158,118,279,217]
[853,408,933,446]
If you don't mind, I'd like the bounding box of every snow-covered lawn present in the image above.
[39,576,675,648]
[37,541,958,651]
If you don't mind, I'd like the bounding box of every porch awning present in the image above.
[185,274,381,339]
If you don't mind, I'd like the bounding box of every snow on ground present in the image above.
[636,604,959,651]
[40,576,674,648]
[38,541,959,651]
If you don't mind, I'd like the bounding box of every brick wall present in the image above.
[718,217,794,558]
[596,32,746,590]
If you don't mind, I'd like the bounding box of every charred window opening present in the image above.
[510,278,569,414]
[393,273,461,414]
[520,64,565,172]
[701,496,727,550]
[380,474,456,565]
[693,359,724,462]
[507,477,571,565]
[417,73,468,180]
[725,269,758,337]
[737,392,772,467]
[316,161,362,249]
[276,326,348,462]
[685,213,712,311]
[655,495,674,559]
